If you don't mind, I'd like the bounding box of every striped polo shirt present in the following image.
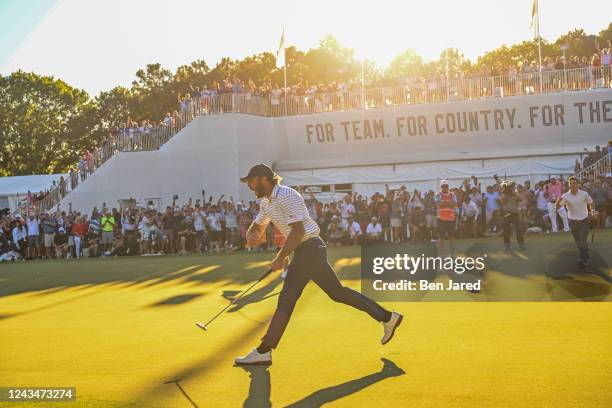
[254,184,320,242]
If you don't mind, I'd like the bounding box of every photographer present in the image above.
[500,182,526,251]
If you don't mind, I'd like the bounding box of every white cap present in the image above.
[440,179,449,187]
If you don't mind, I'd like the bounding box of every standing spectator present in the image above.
[534,181,550,229]
[423,190,437,240]
[177,211,196,254]
[87,211,101,255]
[461,196,479,238]
[484,185,501,229]
[546,177,570,232]
[26,212,41,260]
[468,187,483,236]
[207,206,224,252]
[193,204,207,253]
[12,218,28,259]
[41,212,57,259]
[339,195,355,230]
[500,182,526,251]
[556,177,594,267]
[347,216,363,245]
[54,227,69,258]
[72,215,88,259]
[409,206,426,241]
[161,207,176,254]
[224,199,239,250]
[100,208,115,252]
[591,179,609,228]
[435,180,457,257]
[390,194,405,243]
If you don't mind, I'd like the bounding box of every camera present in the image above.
[173,194,179,200]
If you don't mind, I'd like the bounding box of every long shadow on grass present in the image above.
[236,358,405,407]
[148,293,205,307]
[225,277,283,313]
[0,251,283,299]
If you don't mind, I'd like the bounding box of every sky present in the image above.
[0,0,609,96]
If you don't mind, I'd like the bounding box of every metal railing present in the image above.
[575,152,612,181]
[33,65,611,212]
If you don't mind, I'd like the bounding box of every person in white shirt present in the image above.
[339,196,355,229]
[346,216,363,245]
[12,219,28,258]
[193,205,207,253]
[207,206,223,252]
[366,217,383,243]
[26,214,40,259]
[461,196,479,238]
[556,176,594,267]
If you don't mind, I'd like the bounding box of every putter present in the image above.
[195,268,273,331]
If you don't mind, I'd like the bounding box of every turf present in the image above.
[0,232,611,407]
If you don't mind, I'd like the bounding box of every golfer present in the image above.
[555,176,594,268]
[235,164,402,365]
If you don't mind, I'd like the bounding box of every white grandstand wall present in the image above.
[62,114,277,213]
[61,88,611,211]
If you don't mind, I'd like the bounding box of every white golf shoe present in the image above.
[381,311,403,345]
[234,348,272,365]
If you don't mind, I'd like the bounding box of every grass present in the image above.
[0,231,611,407]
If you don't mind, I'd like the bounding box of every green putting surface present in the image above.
[0,232,611,407]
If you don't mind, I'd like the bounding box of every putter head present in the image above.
[195,322,208,331]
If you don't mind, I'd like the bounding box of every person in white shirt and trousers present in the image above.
[555,176,595,267]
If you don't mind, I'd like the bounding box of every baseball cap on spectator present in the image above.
[440,179,449,187]
[240,164,278,182]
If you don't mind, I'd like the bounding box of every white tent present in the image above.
[0,174,68,212]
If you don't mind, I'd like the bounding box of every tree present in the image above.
[235,52,276,85]
[476,39,555,73]
[0,71,95,176]
[301,36,360,85]
[129,63,175,122]
[555,29,597,59]
[386,49,426,79]
[174,59,210,94]
[597,23,612,52]
[88,86,133,138]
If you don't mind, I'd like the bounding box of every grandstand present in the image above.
[41,66,611,213]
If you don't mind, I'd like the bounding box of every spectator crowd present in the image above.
[2,155,611,261]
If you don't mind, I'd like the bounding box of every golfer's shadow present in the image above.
[237,358,405,408]
[224,277,283,313]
